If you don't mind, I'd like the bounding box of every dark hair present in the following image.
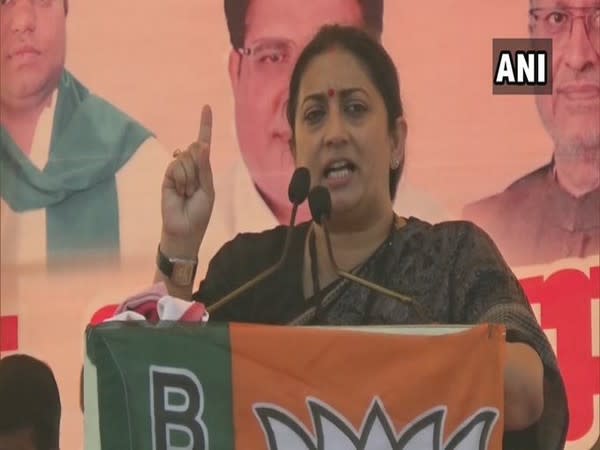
[286,25,405,199]
[224,0,384,50]
[0,355,61,450]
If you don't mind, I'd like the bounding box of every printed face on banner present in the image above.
[529,0,600,151]
[462,0,600,268]
[228,0,363,217]
[0,0,66,109]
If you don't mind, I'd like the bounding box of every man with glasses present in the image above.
[464,0,600,266]
[0,0,168,268]
[199,0,448,266]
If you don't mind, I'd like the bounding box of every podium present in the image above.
[84,322,505,449]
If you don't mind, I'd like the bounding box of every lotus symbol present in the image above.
[254,397,499,450]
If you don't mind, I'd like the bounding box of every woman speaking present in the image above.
[154,25,568,449]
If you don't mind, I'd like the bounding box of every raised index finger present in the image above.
[197,104,213,147]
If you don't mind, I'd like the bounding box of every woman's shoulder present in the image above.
[197,221,310,303]
[402,217,493,245]
[217,221,311,261]
[396,217,504,265]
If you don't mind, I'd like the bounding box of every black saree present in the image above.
[193,218,568,449]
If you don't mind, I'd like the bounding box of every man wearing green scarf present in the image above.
[0,0,166,267]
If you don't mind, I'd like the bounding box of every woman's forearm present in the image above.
[503,342,544,430]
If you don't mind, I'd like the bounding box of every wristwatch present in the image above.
[156,245,198,287]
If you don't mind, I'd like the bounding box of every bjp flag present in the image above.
[84,322,505,449]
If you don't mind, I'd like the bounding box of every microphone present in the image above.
[298,185,432,323]
[206,167,311,314]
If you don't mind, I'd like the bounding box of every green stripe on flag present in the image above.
[87,322,234,449]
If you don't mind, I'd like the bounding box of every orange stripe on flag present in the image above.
[230,323,505,449]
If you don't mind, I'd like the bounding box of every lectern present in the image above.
[84,322,505,449]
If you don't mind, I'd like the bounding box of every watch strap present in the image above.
[156,244,198,286]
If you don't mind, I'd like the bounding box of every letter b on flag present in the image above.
[150,366,208,450]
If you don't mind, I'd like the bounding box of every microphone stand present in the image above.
[320,218,432,323]
[289,185,433,324]
[207,168,310,315]
[206,205,298,314]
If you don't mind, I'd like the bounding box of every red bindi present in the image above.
[327,88,335,98]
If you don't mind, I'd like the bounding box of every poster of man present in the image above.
[464,0,600,267]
